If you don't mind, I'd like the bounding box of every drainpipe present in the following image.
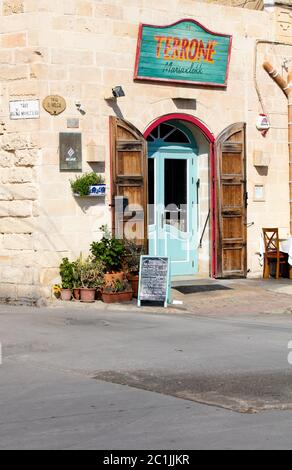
[263,0,275,12]
[263,61,292,233]
[289,71,292,234]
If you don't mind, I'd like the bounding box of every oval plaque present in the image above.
[43,95,66,116]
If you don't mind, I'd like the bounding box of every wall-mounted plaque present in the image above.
[10,100,40,120]
[86,141,106,163]
[254,184,265,202]
[59,133,82,171]
[67,118,79,129]
[134,19,232,87]
[43,95,66,116]
[138,256,171,308]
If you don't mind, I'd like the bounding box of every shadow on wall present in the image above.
[255,166,269,177]
[172,98,197,111]
[105,98,124,119]
[74,196,106,214]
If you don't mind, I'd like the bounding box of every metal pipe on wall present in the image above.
[263,61,292,234]
[288,71,292,234]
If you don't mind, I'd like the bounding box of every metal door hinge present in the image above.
[245,192,248,208]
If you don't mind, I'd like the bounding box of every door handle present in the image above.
[196,179,200,205]
[161,213,164,229]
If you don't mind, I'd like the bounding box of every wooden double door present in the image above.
[110,117,247,278]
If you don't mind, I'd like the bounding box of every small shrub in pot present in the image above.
[70,173,105,197]
[102,279,133,304]
[122,239,145,298]
[91,226,126,284]
[59,258,74,301]
[74,255,105,303]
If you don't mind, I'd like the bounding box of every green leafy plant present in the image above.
[103,279,132,294]
[122,239,145,275]
[70,172,105,197]
[73,255,105,289]
[90,226,126,273]
[71,254,82,288]
[59,258,74,289]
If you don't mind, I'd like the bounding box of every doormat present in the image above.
[173,284,232,295]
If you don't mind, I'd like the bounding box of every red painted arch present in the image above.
[143,113,217,278]
[143,113,215,143]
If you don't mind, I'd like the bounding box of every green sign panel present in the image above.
[134,19,232,87]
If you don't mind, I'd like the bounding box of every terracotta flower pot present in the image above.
[80,288,96,303]
[73,288,81,301]
[118,291,133,303]
[128,275,139,298]
[102,292,120,304]
[102,291,133,304]
[104,272,124,285]
[60,289,72,301]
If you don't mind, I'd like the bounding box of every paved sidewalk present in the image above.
[48,278,292,317]
[171,278,292,316]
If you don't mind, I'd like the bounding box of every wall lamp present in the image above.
[112,86,125,98]
[75,101,86,115]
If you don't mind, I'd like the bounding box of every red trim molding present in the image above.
[144,113,217,278]
[144,113,215,143]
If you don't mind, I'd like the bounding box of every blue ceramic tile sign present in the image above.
[89,184,106,197]
[134,19,232,87]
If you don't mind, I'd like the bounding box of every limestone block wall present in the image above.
[198,0,264,9]
[276,4,292,44]
[0,3,40,302]
[0,0,291,301]
[248,38,292,276]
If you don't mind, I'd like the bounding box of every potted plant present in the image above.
[59,257,74,301]
[52,284,61,299]
[74,256,105,303]
[91,226,126,285]
[102,279,133,304]
[123,239,144,298]
[70,172,105,197]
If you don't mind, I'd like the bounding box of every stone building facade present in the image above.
[0,0,291,302]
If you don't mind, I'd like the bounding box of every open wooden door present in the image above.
[216,123,247,278]
[110,117,148,250]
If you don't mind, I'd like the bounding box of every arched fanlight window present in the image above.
[147,123,191,144]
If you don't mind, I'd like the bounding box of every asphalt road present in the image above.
[1,304,292,450]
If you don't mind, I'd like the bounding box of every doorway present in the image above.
[147,122,198,276]
[110,115,247,279]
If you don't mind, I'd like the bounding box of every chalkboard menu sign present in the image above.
[138,256,171,308]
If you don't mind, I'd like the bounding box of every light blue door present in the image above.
[147,122,198,276]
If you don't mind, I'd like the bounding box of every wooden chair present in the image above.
[262,228,286,279]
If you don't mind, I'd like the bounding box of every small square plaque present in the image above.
[254,184,265,202]
[59,133,82,171]
[67,118,79,129]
